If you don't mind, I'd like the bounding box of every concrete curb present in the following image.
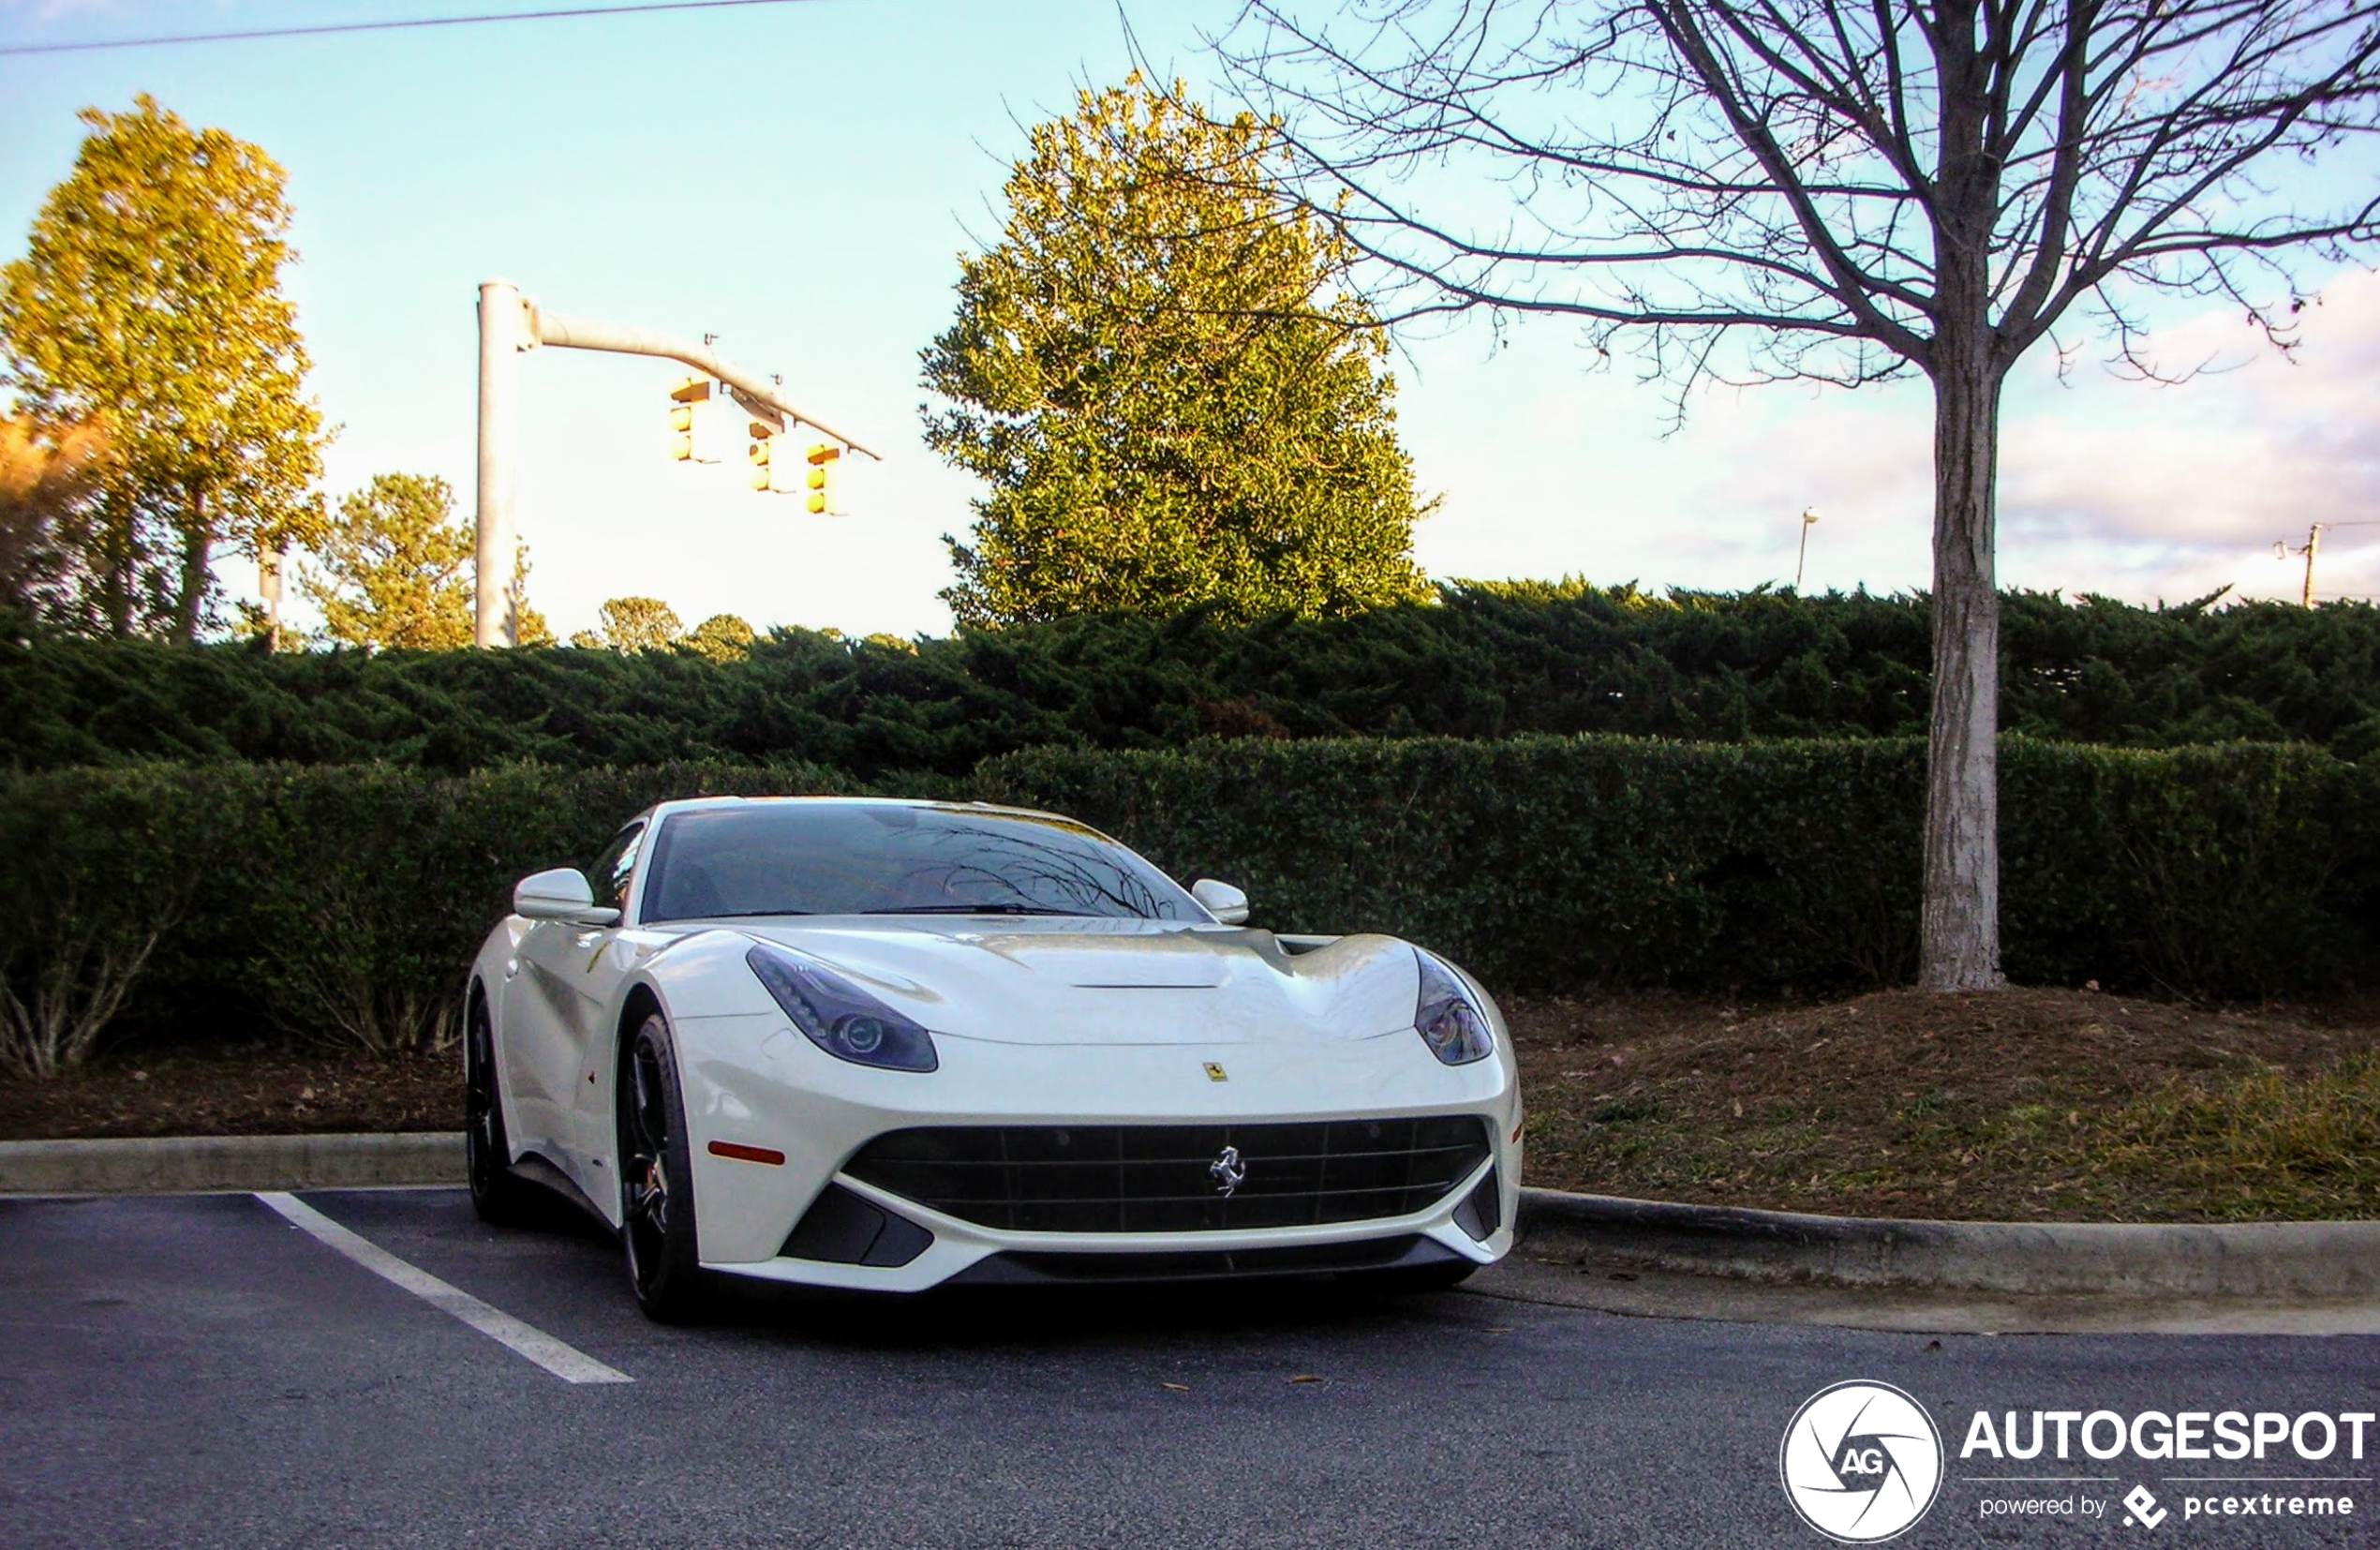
[0,1132,466,1196]
[8,1138,2373,1304]
[1519,1186,2380,1301]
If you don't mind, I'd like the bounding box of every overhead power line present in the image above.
[0,0,821,57]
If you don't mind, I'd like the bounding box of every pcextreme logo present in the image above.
[1780,1380,1946,1543]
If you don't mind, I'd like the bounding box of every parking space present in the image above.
[4,1189,2376,1549]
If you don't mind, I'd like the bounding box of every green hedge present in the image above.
[983,737,2378,998]
[7,585,2379,776]
[0,762,870,1067]
[0,738,2369,1071]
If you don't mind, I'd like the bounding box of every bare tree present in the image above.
[1217,0,2380,990]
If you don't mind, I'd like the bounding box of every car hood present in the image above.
[716,916,1422,1046]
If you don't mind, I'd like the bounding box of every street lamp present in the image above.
[1794,508,1820,592]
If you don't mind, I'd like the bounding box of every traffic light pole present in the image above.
[475,281,525,648]
[473,277,882,648]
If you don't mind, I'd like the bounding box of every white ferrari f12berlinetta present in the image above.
[465,797,1521,1319]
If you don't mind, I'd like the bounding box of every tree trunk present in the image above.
[171,486,210,644]
[1920,339,2006,991]
[101,495,132,638]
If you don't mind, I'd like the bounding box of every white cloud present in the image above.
[1404,268,2380,606]
[1996,274,2380,604]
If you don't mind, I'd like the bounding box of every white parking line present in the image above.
[255,1192,632,1385]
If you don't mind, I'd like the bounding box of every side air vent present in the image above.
[1452,1165,1501,1242]
[781,1184,932,1267]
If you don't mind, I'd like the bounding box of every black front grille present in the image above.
[842,1115,1493,1233]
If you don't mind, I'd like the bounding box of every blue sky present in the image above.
[3,0,2376,640]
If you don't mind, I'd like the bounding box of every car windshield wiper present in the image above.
[862,903,1087,917]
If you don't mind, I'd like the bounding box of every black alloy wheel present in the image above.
[619,1010,707,1321]
[465,996,542,1227]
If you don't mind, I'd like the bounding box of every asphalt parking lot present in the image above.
[4,1189,2376,1549]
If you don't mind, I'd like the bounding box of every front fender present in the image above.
[632,928,781,1020]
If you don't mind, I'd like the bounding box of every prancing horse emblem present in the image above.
[1209,1145,1247,1198]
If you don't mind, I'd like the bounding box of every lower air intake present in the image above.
[842,1115,1493,1233]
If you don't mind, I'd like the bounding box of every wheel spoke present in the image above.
[630,1046,668,1157]
[466,1016,496,1181]
[466,1024,491,1117]
[625,1152,668,1237]
[620,1022,688,1304]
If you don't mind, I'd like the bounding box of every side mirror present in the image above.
[514,867,620,925]
[1191,878,1249,926]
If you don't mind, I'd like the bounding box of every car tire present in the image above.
[1340,1259,1480,1295]
[465,995,544,1228]
[619,1010,708,1322]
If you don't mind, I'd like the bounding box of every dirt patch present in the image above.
[1510,986,2380,1222]
[0,1044,459,1141]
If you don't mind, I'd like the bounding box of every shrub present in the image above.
[0,767,216,1077]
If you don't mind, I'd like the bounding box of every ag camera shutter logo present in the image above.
[1779,1379,1945,1543]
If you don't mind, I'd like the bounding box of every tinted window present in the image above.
[640,804,1200,922]
[588,822,645,913]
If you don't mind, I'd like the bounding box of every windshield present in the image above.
[638,803,1204,923]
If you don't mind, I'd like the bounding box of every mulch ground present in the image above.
[6,987,2376,1222]
[1509,986,2380,1222]
[0,1044,459,1141]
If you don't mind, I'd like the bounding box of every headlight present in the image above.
[746,944,939,1073]
[1414,949,1494,1066]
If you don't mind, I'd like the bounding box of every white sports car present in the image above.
[465,796,1521,1319]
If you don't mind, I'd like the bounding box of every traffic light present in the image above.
[747,422,803,494]
[805,442,842,514]
[667,377,728,463]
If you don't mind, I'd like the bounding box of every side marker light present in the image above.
[707,1140,786,1167]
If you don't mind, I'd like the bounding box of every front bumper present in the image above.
[670,1011,1522,1293]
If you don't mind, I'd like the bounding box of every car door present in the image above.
[501,822,646,1193]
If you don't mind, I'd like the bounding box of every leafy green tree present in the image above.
[682,612,756,661]
[922,76,1431,628]
[593,596,682,653]
[299,473,547,652]
[0,97,326,642]
[302,475,473,650]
